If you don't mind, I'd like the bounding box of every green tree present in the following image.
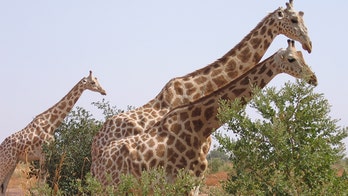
[32,99,122,195]
[215,80,348,195]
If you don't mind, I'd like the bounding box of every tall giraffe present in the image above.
[0,71,106,195]
[93,39,317,194]
[91,0,312,177]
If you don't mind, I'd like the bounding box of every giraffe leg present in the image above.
[38,154,47,184]
[1,163,17,195]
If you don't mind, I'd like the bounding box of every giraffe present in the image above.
[0,71,106,195]
[91,0,312,181]
[94,39,317,195]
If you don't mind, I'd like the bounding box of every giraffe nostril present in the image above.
[308,75,318,86]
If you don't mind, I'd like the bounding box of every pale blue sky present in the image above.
[1,1,348,154]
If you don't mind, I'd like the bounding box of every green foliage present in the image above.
[208,158,225,173]
[207,149,230,161]
[31,99,122,195]
[91,98,125,120]
[43,106,102,194]
[116,167,200,196]
[215,80,348,195]
[207,149,231,173]
[78,168,200,196]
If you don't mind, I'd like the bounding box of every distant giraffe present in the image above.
[0,71,106,195]
[91,0,312,179]
[94,39,317,196]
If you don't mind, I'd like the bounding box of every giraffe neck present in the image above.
[168,53,280,139]
[33,79,86,134]
[151,10,279,110]
[94,10,280,142]
[118,12,280,137]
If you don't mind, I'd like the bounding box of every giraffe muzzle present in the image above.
[302,40,312,54]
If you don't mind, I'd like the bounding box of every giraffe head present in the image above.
[274,39,317,86]
[82,71,107,95]
[273,0,312,53]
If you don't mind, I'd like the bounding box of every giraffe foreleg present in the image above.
[0,162,17,195]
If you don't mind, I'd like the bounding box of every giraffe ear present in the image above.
[299,11,304,17]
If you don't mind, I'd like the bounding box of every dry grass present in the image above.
[7,163,37,195]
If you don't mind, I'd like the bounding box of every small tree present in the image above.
[31,99,122,195]
[215,80,348,195]
[42,106,102,194]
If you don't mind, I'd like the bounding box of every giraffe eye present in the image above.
[91,81,96,85]
[291,18,298,24]
[288,58,296,63]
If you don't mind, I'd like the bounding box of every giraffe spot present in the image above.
[175,140,186,153]
[240,76,250,85]
[180,112,189,120]
[193,76,206,85]
[174,81,183,95]
[232,88,246,97]
[148,139,155,148]
[218,57,228,65]
[184,82,194,89]
[200,163,207,171]
[193,137,199,149]
[144,150,154,162]
[195,170,202,178]
[172,98,182,107]
[203,98,215,107]
[184,121,191,130]
[263,40,270,50]
[178,157,187,167]
[180,132,191,144]
[191,107,201,117]
[226,59,237,71]
[267,69,273,77]
[260,25,267,35]
[171,123,182,134]
[149,158,158,167]
[250,38,261,49]
[267,29,274,38]
[212,75,228,87]
[260,79,267,88]
[168,149,179,164]
[192,120,204,132]
[158,135,166,143]
[203,67,211,74]
[106,159,113,168]
[156,144,165,157]
[58,102,66,110]
[237,47,251,63]
[253,52,262,63]
[167,134,176,146]
[185,150,196,159]
[211,68,221,77]
[204,106,215,121]
[204,81,214,94]
[258,64,268,74]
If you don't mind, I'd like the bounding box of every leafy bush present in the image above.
[215,80,348,195]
